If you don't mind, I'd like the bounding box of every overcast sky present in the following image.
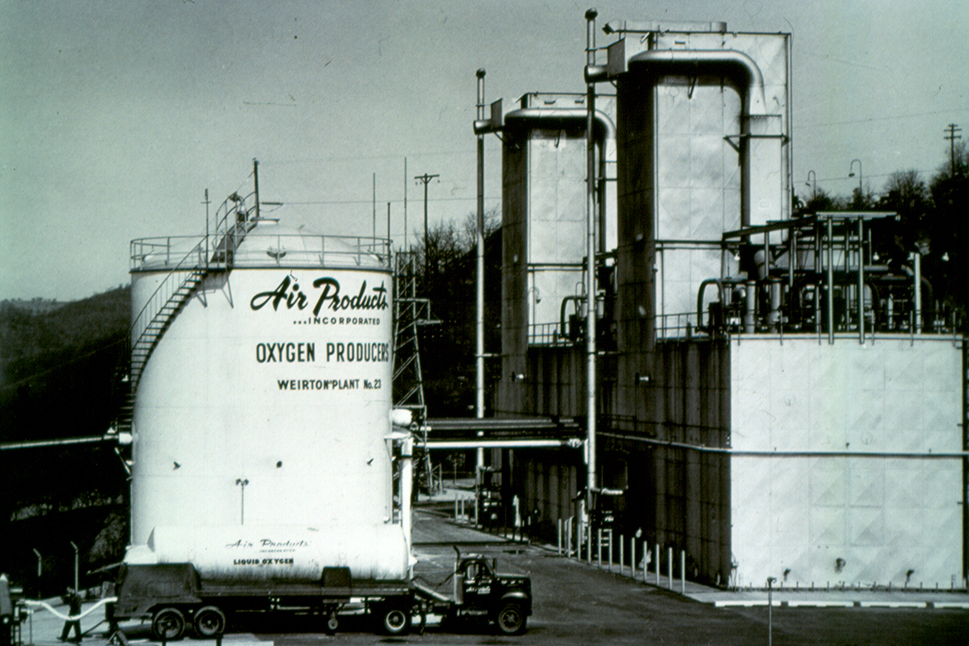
[2,0,967,301]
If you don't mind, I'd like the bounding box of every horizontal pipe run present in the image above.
[1,435,112,450]
[424,439,583,450]
[597,431,968,458]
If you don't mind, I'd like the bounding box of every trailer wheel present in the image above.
[151,608,186,641]
[326,615,339,633]
[193,606,226,638]
[495,602,526,635]
[378,604,411,636]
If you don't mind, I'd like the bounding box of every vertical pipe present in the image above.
[826,216,835,343]
[744,280,757,333]
[597,528,602,567]
[814,220,821,333]
[857,217,865,343]
[403,158,408,252]
[656,544,660,585]
[558,518,563,555]
[475,69,487,472]
[401,437,413,554]
[584,7,599,516]
[372,173,376,239]
[914,251,922,333]
[253,159,260,221]
[387,202,391,252]
[71,541,79,592]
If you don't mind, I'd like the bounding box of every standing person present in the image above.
[59,588,82,643]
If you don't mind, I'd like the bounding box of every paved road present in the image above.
[14,503,969,645]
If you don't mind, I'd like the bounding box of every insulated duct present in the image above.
[619,45,784,230]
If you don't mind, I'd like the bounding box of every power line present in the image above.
[283,196,496,206]
[263,150,476,165]
[796,109,967,130]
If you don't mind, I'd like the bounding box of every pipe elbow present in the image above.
[584,65,609,84]
[628,49,768,116]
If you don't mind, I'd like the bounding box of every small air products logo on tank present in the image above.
[250,274,388,317]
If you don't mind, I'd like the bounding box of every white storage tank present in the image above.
[128,216,402,577]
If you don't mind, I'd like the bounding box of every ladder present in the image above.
[114,193,252,436]
[392,251,440,493]
[392,251,437,419]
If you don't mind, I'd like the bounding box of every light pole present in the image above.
[805,170,816,200]
[849,159,862,201]
[767,576,776,646]
[235,478,249,525]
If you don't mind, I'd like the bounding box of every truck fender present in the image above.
[498,590,531,612]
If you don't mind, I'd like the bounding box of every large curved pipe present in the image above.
[696,279,725,331]
[503,106,616,253]
[627,49,768,117]
[503,107,617,145]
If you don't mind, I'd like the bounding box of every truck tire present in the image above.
[151,608,186,641]
[193,606,226,638]
[378,604,411,636]
[495,602,526,635]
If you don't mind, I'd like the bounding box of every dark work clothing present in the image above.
[60,593,82,643]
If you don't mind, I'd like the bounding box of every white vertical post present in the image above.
[557,518,563,555]
[630,538,636,580]
[619,536,624,576]
[668,547,673,590]
[681,550,686,594]
[608,530,613,572]
[597,528,602,567]
[656,544,660,585]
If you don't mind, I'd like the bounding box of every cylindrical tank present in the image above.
[125,525,409,582]
[128,218,400,575]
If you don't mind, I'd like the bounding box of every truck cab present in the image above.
[451,555,531,635]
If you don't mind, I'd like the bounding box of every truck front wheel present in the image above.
[193,606,226,638]
[378,604,411,636]
[151,608,186,640]
[495,602,526,635]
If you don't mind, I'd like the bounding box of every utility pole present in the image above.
[945,123,962,174]
[414,173,439,279]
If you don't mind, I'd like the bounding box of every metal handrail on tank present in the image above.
[127,191,252,394]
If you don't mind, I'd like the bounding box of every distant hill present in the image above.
[1,286,132,595]
[0,285,130,443]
